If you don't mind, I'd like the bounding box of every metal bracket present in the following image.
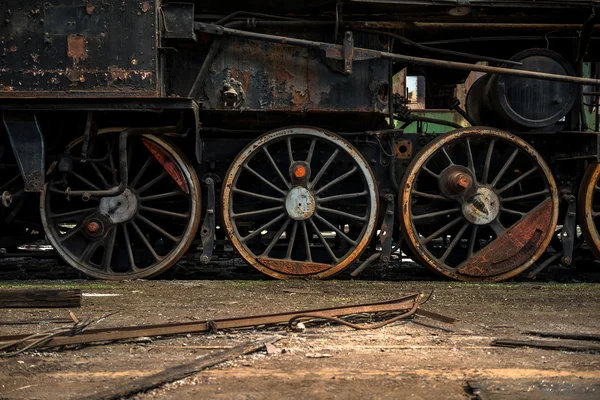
[380,193,395,263]
[561,194,577,265]
[81,111,94,162]
[199,175,217,264]
[343,31,354,75]
[1,111,45,192]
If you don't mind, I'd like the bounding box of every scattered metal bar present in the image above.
[522,331,600,342]
[492,338,600,352]
[0,293,455,351]
[0,289,81,308]
[194,23,600,86]
[81,336,281,400]
[0,318,73,325]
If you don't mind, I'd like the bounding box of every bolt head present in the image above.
[87,221,100,233]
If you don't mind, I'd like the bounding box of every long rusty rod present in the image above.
[0,294,448,350]
[195,23,600,86]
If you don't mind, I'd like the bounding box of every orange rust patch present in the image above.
[142,138,189,194]
[457,199,553,277]
[67,35,87,62]
[140,1,151,13]
[257,258,331,275]
[108,66,130,82]
[86,5,96,14]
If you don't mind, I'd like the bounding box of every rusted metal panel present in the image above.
[174,33,389,114]
[0,0,158,98]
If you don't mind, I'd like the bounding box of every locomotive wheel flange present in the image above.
[578,163,600,259]
[40,134,201,280]
[399,127,558,281]
[222,126,379,279]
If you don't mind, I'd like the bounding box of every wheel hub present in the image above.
[462,187,500,225]
[99,188,138,224]
[285,186,315,220]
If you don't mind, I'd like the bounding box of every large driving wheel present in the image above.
[578,163,600,259]
[400,127,558,281]
[41,133,201,280]
[222,126,378,279]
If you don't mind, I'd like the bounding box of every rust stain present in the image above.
[140,1,151,13]
[86,5,96,14]
[108,66,130,82]
[9,45,17,52]
[257,258,331,276]
[457,199,553,277]
[67,35,87,62]
[142,138,190,194]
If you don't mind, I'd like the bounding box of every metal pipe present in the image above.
[197,24,600,86]
[347,21,595,31]
[188,38,222,98]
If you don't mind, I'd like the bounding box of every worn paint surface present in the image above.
[169,32,389,113]
[0,0,158,97]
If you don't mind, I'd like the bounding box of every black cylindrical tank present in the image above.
[466,48,577,129]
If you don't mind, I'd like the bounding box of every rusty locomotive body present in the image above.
[2,0,600,281]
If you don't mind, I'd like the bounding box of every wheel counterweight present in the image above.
[40,134,201,280]
[222,126,379,279]
[400,127,558,281]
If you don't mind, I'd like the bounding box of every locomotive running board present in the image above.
[0,293,455,351]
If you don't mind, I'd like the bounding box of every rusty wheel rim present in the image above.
[578,163,600,259]
[222,126,378,279]
[400,127,558,281]
[41,134,201,280]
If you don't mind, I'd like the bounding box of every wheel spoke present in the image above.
[80,240,101,263]
[491,148,519,188]
[422,216,462,244]
[481,139,495,184]
[232,188,284,203]
[318,191,367,203]
[232,206,284,219]
[261,218,291,257]
[314,166,357,196]
[412,208,460,221]
[422,166,440,179]
[140,191,185,202]
[139,206,189,219]
[308,218,339,263]
[286,137,294,165]
[90,162,110,189]
[70,171,101,191]
[314,213,357,246]
[130,221,161,261]
[243,165,287,196]
[466,138,475,175]
[262,146,290,189]
[412,190,450,201]
[102,227,117,271]
[489,219,504,235]
[317,206,367,222]
[108,147,118,185]
[131,157,153,188]
[440,222,469,262]
[137,171,166,195]
[467,225,478,257]
[136,214,179,243]
[500,207,526,217]
[497,166,539,194]
[286,220,299,259]
[441,147,454,165]
[301,220,312,262]
[241,213,286,243]
[306,139,316,164]
[58,224,85,242]
[47,207,97,221]
[501,189,549,202]
[310,148,339,190]
[122,224,137,270]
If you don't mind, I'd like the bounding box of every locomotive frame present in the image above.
[2,0,600,281]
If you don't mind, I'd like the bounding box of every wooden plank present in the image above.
[81,336,280,400]
[0,289,81,308]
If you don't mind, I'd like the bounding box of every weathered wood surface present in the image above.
[0,289,82,308]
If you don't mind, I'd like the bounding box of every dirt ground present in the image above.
[1,258,600,399]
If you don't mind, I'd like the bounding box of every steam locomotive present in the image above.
[1,0,600,281]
